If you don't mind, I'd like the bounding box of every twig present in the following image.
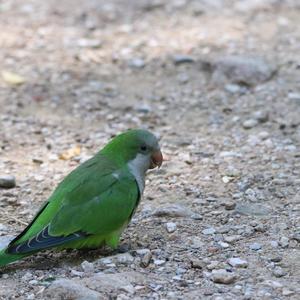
[0,208,28,226]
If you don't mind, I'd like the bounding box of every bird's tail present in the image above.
[0,249,26,267]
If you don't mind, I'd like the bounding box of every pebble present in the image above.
[202,227,216,235]
[223,201,236,210]
[0,175,16,188]
[272,266,287,278]
[228,258,248,268]
[116,253,135,265]
[77,38,102,48]
[165,222,177,233]
[153,259,165,266]
[211,269,237,284]
[223,235,241,243]
[190,258,205,269]
[218,241,230,248]
[128,58,145,69]
[140,251,152,268]
[279,236,289,248]
[288,92,300,101]
[253,111,269,123]
[282,288,295,296]
[225,84,242,94]
[242,119,258,129]
[207,261,219,270]
[222,175,234,183]
[249,242,262,250]
[172,54,195,65]
[190,236,205,249]
[81,260,95,273]
[291,233,300,242]
[0,236,13,249]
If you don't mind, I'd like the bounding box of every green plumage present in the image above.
[0,129,161,267]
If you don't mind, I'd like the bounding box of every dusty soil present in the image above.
[0,0,300,299]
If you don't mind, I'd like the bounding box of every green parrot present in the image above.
[0,129,163,267]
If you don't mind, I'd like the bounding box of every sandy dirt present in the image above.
[0,0,300,299]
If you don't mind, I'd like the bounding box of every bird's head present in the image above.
[102,129,163,172]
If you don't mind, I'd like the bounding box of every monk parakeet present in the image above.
[0,129,163,267]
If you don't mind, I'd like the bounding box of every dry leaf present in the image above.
[59,146,81,160]
[2,71,26,85]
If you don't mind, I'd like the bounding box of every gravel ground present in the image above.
[0,0,300,299]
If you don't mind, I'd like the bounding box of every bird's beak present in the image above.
[150,149,163,169]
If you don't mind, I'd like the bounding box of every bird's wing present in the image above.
[6,154,140,254]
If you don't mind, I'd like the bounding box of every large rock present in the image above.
[83,271,148,293]
[235,203,272,216]
[209,55,276,86]
[43,278,103,300]
[152,204,193,218]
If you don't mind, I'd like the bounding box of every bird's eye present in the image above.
[140,145,147,151]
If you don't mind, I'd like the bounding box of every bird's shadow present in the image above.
[0,242,132,274]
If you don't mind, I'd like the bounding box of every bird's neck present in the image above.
[127,153,150,194]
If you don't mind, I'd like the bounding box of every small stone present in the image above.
[77,38,102,48]
[165,222,177,233]
[291,233,300,242]
[211,269,236,284]
[0,175,16,189]
[243,119,258,129]
[190,258,205,269]
[224,201,236,210]
[225,84,241,94]
[140,251,152,268]
[207,261,219,270]
[135,104,152,113]
[253,111,269,123]
[270,241,279,248]
[222,176,234,183]
[173,54,195,65]
[224,235,241,243]
[135,249,151,256]
[0,236,13,249]
[282,288,295,296]
[272,266,287,278]
[0,223,8,233]
[269,256,282,263]
[202,227,216,235]
[32,157,44,164]
[153,259,165,266]
[116,253,135,265]
[228,258,248,268]
[119,284,135,294]
[249,242,262,250]
[279,236,289,248]
[190,236,205,249]
[288,92,300,101]
[81,260,95,273]
[128,58,145,69]
[218,241,230,248]
[177,73,189,84]
[176,267,187,275]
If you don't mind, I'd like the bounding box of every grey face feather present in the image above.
[127,153,151,193]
